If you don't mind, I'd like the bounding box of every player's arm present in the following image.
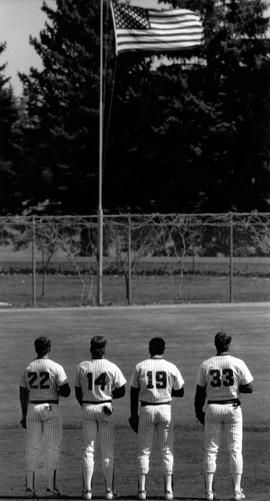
[239,382,254,393]
[130,386,140,416]
[172,367,185,397]
[19,385,29,428]
[129,386,140,433]
[112,384,125,399]
[194,384,206,425]
[75,386,83,406]
[172,387,184,397]
[58,382,71,398]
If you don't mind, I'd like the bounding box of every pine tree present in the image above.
[154,0,270,211]
[0,42,20,214]
[19,0,270,214]
[19,0,115,214]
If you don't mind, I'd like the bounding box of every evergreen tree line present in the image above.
[1,0,270,216]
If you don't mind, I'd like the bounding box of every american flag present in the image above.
[110,1,204,55]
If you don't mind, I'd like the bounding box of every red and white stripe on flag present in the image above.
[110,1,204,55]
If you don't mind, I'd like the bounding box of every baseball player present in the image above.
[129,337,185,501]
[75,336,126,501]
[194,331,254,501]
[19,336,71,498]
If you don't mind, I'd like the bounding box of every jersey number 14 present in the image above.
[87,372,107,391]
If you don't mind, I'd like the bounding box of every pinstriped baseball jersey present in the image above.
[196,354,253,400]
[20,358,68,401]
[75,358,126,401]
[130,356,184,403]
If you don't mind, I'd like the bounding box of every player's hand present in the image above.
[128,414,139,433]
[196,410,205,426]
[20,416,27,429]
[103,405,113,416]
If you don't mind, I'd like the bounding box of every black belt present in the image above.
[82,400,112,405]
[208,399,241,406]
[30,400,59,404]
[141,401,171,407]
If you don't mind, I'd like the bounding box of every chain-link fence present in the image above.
[0,213,269,307]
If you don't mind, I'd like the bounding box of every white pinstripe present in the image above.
[20,358,68,490]
[130,357,184,476]
[75,358,126,492]
[138,404,174,475]
[21,358,68,400]
[81,404,114,478]
[196,355,253,401]
[204,404,243,474]
[26,403,62,471]
[196,354,253,477]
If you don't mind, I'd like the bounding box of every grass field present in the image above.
[0,272,270,307]
[0,304,269,500]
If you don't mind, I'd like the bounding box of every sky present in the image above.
[0,0,157,95]
[0,0,269,96]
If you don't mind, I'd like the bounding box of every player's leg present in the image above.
[82,405,98,497]
[43,404,62,494]
[137,407,155,498]
[225,405,244,498]
[204,405,222,498]
[25,405,42,494]
[99,406,115,499]
[156,405,174,499]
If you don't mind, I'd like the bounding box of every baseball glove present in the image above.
[103,405,113,416]
[128,414,139,433]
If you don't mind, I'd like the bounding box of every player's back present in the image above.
[132,357,184,403]
[75,358,121,402]
[198,354,253,401]
[21,358,66,401]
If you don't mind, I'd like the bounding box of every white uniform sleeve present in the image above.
[239,361,253,385]
[196,362,207,387]
[113,366,127,388]
[172,366,184,390]
[56,364,68,387]
[130,365,140,388]
[74,365,81,387]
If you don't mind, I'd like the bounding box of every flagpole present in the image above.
[97,0,104,306]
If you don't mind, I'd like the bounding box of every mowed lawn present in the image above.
[0,304,269,500]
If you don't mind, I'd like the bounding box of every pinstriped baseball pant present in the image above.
[138,404,174,476]
[26,403,62,472]
[204,403,243,474]
[81,404,114,475]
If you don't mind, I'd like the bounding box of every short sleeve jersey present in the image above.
[130,356,184,403]
[20,358,68,401]
[196,354,253,400]
[75,358,126,402]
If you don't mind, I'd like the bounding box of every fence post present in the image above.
[32,216,37,307]
[229,212,234,303]
[127,214,132,305]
